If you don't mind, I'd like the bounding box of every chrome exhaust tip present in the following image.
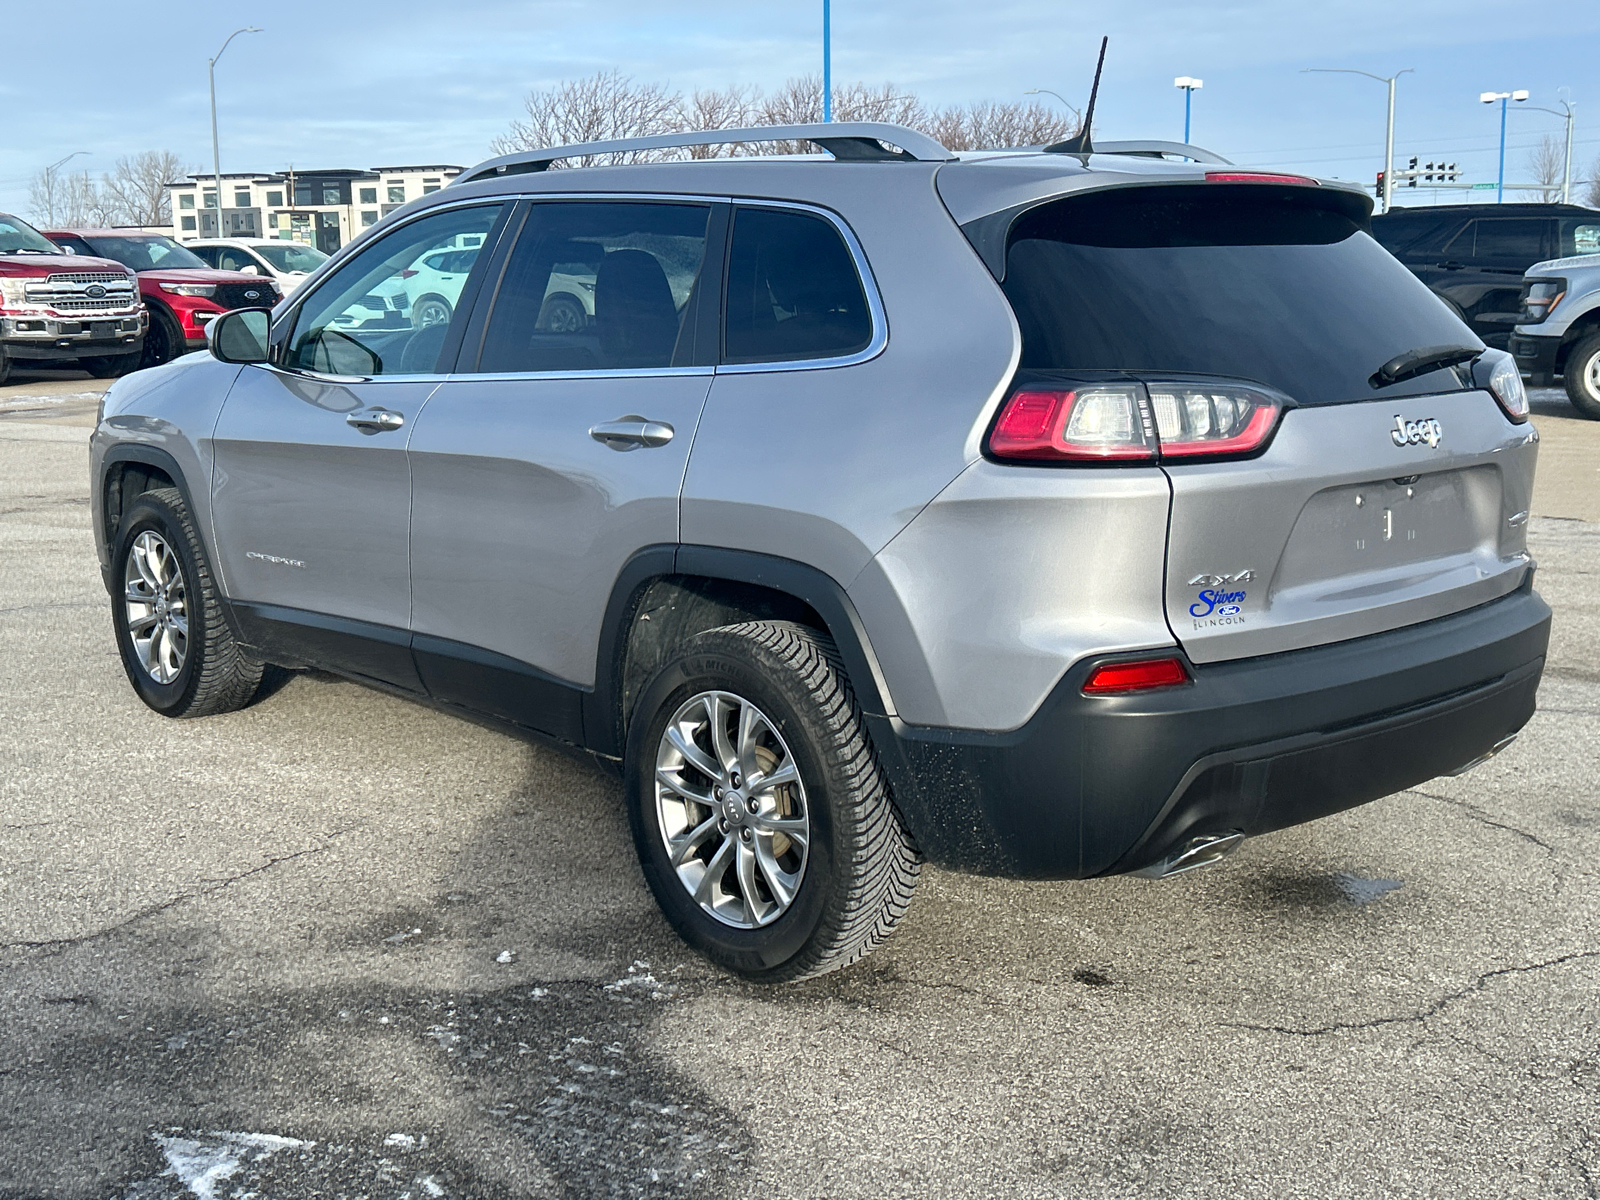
[1132,830,1246,880]
[1443,733,1518,777]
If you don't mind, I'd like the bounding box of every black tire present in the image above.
[81,352,140,379]
[1563,332,1600,420]
[538,294,586,333]
[0,352,11,386]
[626,620,920,983]
[138,306,181,371]
[111,487,265,718]
[411,296,453,329]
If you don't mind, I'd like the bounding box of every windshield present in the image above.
[997,186,1480,406]
[253,242,328,273]
[0,214,61,254]
[83,234,207,272]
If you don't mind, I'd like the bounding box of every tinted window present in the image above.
[190,245,223,267]
[723,207,872,363]
[1473,218,1546,263]
[474,201,709,373]
[83,235,206,272]
[285,203,502,377]
[1371,213,1463,259]
[999,186,1478,407]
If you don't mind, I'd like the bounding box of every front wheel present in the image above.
[626,621,920,983]
[411,296,452,329]
[82,352,140,379]
[111,487,265,717]
[138,307,181,371]
[1564,333,1600,420]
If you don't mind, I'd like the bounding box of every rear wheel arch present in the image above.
[587,546,895,761]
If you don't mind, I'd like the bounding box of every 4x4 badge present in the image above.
[1188,570,1253,587]
[1391,415,1443,448]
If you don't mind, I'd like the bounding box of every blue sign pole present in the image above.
[823,0,832,122]
[1497,94,1507,203]
[1184,88,1192,143]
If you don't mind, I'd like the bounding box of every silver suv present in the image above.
[91,123,1551,982]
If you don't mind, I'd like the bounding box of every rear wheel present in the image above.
[111,487,265,718]
[411,296,452,329]
[1564,333,1600,420]
[538,294,585,333]
[627,621,919,983]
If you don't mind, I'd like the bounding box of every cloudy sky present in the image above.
[3,0,1599,215]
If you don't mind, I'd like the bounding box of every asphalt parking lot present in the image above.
[2,369,1597,1199]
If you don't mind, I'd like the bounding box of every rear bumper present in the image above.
[869,582,1551,880]
[1510,332,1562,386]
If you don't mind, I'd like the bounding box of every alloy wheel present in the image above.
[654,690,811,929]
[123,530,189,684]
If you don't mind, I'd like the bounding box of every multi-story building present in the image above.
[167,164,464,254]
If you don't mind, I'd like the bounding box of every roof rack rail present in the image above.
[454,122,956,185]
[1086,140,1233,166]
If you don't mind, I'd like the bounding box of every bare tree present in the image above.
[491,70,684,167]
[930,100,1079,151]
[100,151,188,227]
[1584,154,1600,209]
[1521,135,1565,203]
[683,85,759,158]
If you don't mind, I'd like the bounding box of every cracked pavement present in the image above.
[1,376,1597,1199]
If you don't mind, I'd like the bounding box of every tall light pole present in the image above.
[40,151,88,225]
[1513,96,1576,203]
[1480,89,1529,204]
[209,26,261,237]
[1174,77,1202,143]
[821,0,831,122]
[1303,67,1412,214]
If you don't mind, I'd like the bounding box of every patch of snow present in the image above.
[604,959,678,1001]
[495,950,514,964]
[383,1132,417,1149]
[152,1131,310,1200]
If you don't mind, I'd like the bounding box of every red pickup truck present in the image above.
[0,212,146,384]
[43,228,280,369]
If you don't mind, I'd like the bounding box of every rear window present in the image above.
[998,186,1478,406]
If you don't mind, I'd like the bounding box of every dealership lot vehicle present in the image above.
[90,123,1548,982]
[1372,202,1600,348]
[0,212,145,382]
[1510,251,1600,419]
[42,229,280,369]
[186,237,330,295]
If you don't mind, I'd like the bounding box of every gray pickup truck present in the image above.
[1510,251,1600,418]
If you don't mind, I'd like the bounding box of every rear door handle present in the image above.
[346,407,405,434]
[589,415,675,451]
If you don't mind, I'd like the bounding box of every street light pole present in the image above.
[1174,78,1203,143]
[822,0,831,122]
[1303,68,1412,214]
[1514,98,1577,203]
[209,26,261,237]
[40,151,88,225]
[1480,89,1529,204]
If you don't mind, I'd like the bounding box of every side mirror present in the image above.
[237,263,261,275]
[209,308,271,364]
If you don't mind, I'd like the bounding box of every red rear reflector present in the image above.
[399,269,419,279]
[1082,657,1191,695]
[1204,171,1318,186]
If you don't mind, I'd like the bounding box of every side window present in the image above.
[1439,220,1477,260]
[284,203,503,377]
[474,201,710,373]
[722,206,872,364]
[1559,220,1600,256]
[191,245,222,268]
[219,248,255,273]
[1474,218,1547,264]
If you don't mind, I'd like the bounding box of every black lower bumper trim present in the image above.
[1509,333,1562,386]
[868,585,1550,880]
[3,338,143,361]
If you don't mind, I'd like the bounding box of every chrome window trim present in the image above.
[273,191,886,383]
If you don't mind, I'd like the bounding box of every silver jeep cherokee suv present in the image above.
[92,123,1550,982]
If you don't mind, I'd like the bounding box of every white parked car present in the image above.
[186,238,330,295]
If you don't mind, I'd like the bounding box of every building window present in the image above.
[387,185,406,204]
[266,190,283,206]
[322,184,341,205]
[203,191,217,209]
[359,187,377,204]
[423,177,440,184]
[181,215,197,231]
[422,184,440,194]
[361,211,379,226]
[268,213,279,229]
[179,194,195,210]
[234,190,251,207]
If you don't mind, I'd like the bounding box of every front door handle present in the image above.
[346,407,405,434]
[589,415,675,451]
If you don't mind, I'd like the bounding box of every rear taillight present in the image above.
[1479,350,1529,424]
[1082,656,1191,695]
[989,385,1156,461]
[399,269,418,279]
[988,381,1284,464]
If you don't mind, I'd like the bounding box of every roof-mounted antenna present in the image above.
[1045,36,1108,163]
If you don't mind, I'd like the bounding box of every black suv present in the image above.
[1372,203,1600,348]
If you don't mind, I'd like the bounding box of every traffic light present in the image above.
[1406,156,1419,188]
[1375,170,1385,196]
